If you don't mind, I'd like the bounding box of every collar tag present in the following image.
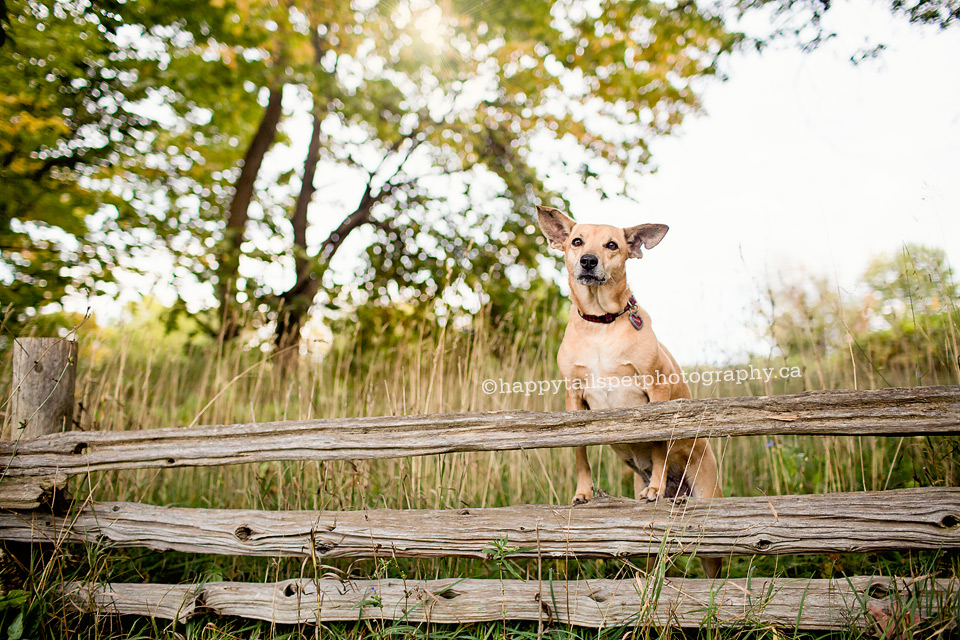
[628,312,643,331]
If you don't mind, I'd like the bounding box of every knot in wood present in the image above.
[434,586,459,600]
[867,582,890,599]
[314,540,336,553]
[586,587,609,603]
[193,592,212,614]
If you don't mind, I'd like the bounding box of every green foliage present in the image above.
[0,0,150,330]
[0,591,29,640]
[3,0,959,349]
[862,244,957,321]
[892,0,960,27]
[763,244,960,388]
[0,0,300,335]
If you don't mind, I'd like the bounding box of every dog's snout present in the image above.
[580,254,599,270]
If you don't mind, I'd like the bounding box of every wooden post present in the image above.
[6,337,78,440]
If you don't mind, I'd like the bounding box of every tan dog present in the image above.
[538,205,722,576]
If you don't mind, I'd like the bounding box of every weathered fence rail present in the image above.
[3,488,958,559]
[64,575,958,630]
[2,385,958,479]
[2,340,959,631]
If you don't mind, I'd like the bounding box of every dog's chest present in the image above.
[558,326,651,410]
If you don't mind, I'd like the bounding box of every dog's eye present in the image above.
[605,241,618,250]
[571,238,583,247]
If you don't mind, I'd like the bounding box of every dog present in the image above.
[537,205,722,578]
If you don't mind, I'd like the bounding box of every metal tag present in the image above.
[628,312,643,331]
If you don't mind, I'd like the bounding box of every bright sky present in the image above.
[557,0,960,364]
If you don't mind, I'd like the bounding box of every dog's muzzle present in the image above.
[575,253,607,285]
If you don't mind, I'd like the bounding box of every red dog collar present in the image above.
[578,295,643,330]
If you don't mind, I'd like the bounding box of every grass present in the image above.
[1,284,959,638]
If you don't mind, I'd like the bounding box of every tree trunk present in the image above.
[274,182,377,354]
[217,84,284,340]
[273,27,336,361]
[274,107,324,361]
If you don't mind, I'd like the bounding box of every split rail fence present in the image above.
[1,338,959,630]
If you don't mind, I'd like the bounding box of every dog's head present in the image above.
[536,206,668,287]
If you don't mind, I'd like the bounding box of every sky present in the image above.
[555,0,960,364]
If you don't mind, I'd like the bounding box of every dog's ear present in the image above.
[623,224,668,258]
[537,206,577,250]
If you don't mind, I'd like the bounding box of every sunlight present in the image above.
[413,3,448,50]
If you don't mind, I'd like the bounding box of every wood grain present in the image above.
[5,337,77,440]
[63,575,958,629]
[0,474,67,510]
[1,386,957,477]
[5,488,958,558]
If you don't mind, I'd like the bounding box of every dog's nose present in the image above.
[580,254,599,270]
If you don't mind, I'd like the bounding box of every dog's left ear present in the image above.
[537,206,577,250]
[623,224,668,258]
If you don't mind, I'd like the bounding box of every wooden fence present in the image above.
[1,337,959,631]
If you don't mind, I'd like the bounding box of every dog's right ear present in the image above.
[537,206,577,250]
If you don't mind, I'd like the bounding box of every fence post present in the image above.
[5,337,78,441]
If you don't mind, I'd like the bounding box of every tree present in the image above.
[199,0,742,354]
[859,245,960,380]
[9,0,955,349]
[862,244,958,324]
[1,0,151,333]
[763,245,959,386]
[0,0,287,338]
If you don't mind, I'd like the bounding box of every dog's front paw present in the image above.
[638,485,663,502]
[572,491,592,505]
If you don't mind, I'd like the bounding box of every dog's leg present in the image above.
[565,388,592,504]
[639,444,667,501]
[637,380,673,502]
[573,446,593,504]
[688,441,722,500]
[701,557,722,579]
[633,472,646,500]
